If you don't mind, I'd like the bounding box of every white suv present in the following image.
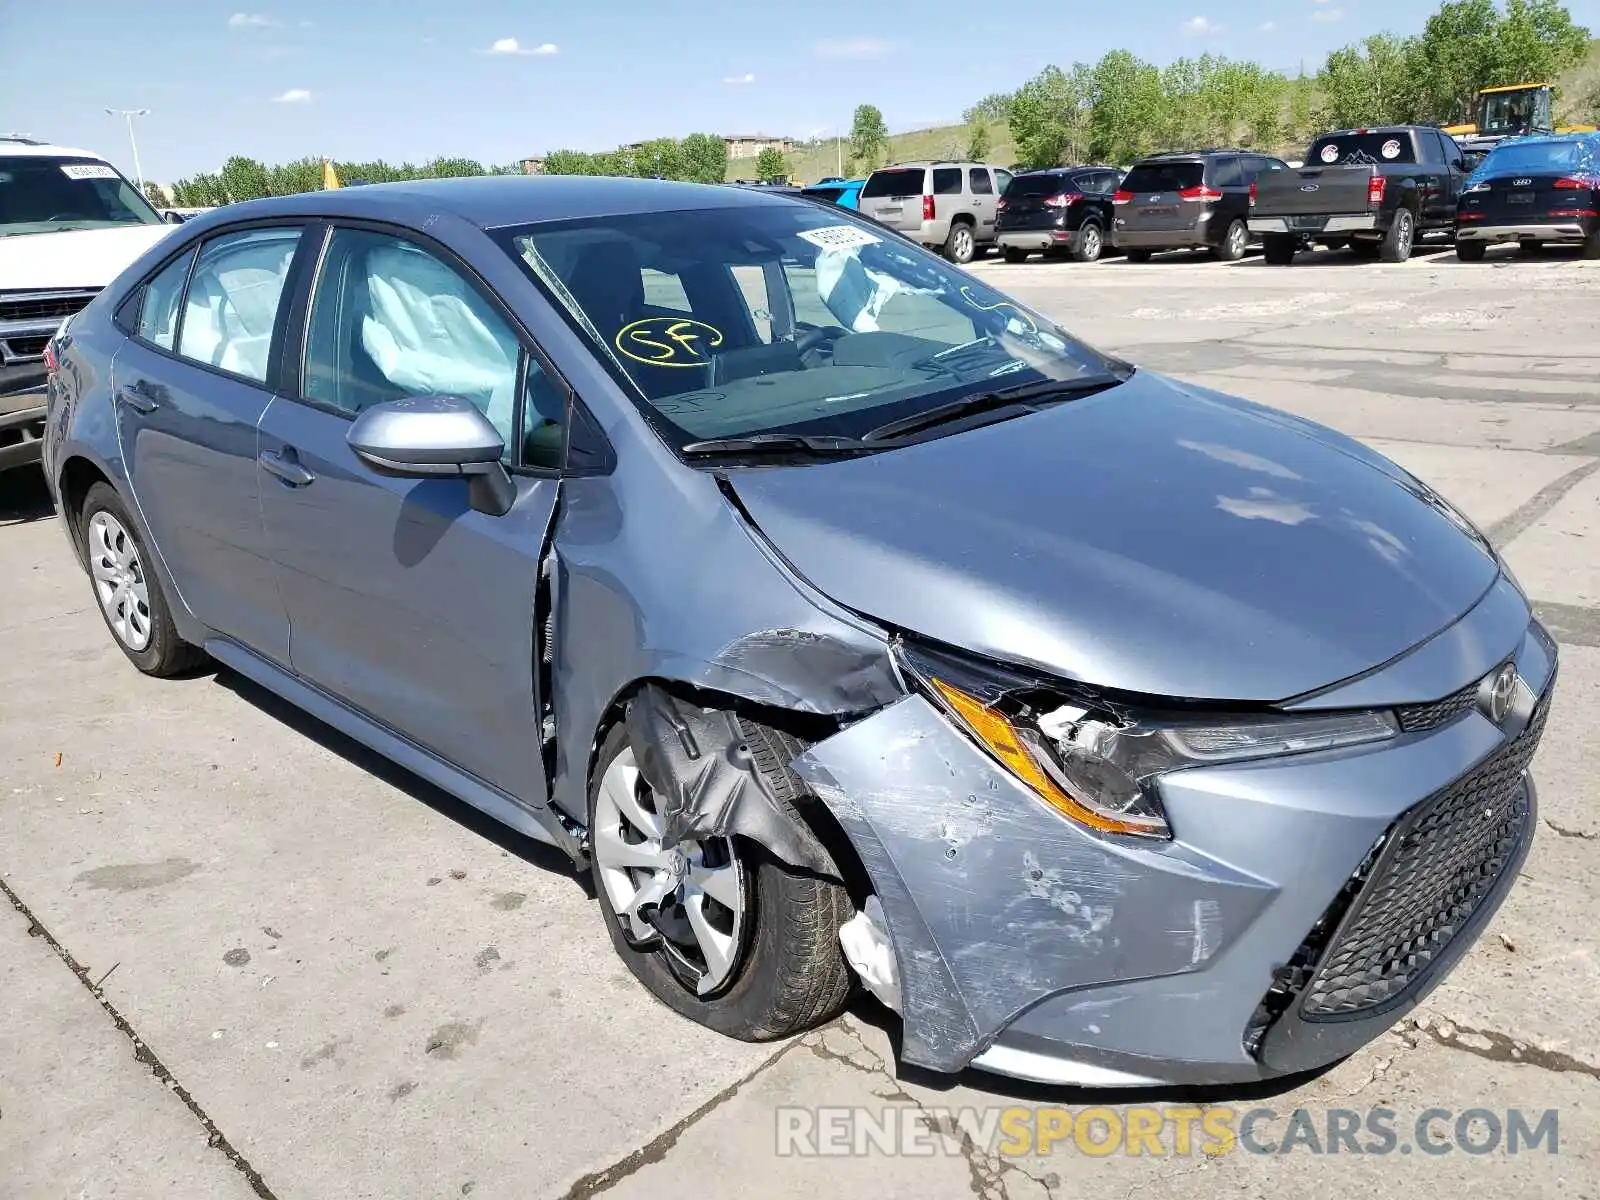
[858,161,1014,263]
[1,137,180,472]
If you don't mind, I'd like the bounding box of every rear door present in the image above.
[1000,172,1068,230]
[968,167,998,240]
[860,167,928,232]
[1117,160,1204,232]
[1207,156,1247,234]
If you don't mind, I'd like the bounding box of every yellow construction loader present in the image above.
[1442,83,1598,156]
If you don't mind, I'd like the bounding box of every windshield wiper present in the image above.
[862,375,1123,443]
[680,432,876,459]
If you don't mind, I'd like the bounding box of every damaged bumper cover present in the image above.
[790,622,1555,1083]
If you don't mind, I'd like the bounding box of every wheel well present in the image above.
[57,456,110,544]
[584,678,875,904]
[949,212,975,227]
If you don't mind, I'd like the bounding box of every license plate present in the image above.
[1289,215,1327,230]
[1140,206,1177,217]
[1507,192,1534,204]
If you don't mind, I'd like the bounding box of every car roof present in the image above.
[0,138,109,160]
[1487,130,1600,147]
[177,174,807,232]
[1316,126,1425,137]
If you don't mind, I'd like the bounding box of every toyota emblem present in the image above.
[1480,662,1520,725]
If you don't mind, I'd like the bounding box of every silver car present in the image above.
[859,161,1013,263]
[44,177,1554,1088]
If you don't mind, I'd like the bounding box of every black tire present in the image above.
[1263,234,1297,265]
[943,220,976,264]
[1002,246,1029,264]
[589,718,854,1041]
[1455,239,1487,262]
[1211,218,1248,262]
[1582,231,1600,260]
[79,482,204,677]
[1350,238,1381,260]
[1124,249,1152,263]
[1519,240,1546,256]
[1070,221,1105,263]
[1380,207,1416,263]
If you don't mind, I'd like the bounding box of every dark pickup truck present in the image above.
[1249,126,1469,264]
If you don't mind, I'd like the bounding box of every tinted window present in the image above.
[862,168,926,198]
[177,227,301,383]
[968,168,993,195]
[1209,157,1244,188]
[302,228,533,459]
[135,249,194,352]
[1007,173,1070,197]
[507,206,1119,452]
[994,169,1013,193]
[1473,136,1597,178]
[0,156,162,236]
[932,168,963,195]
[1309,133,1417,165]
[1120,162,1204,193]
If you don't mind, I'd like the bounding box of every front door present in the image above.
[114,226,305,661]
[256,226,563,803]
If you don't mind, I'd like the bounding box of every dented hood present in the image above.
[728,372,1500,702]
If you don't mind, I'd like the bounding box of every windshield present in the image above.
[503,202,1122,451]
[1120,162,1203,193]
[0,156,161,237]
[1308,134,1416,166]
[1480,89,1549,135]
[1470,137,1597,181]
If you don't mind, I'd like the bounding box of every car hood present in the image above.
[728,372,1500,702]
[0,224,176,289]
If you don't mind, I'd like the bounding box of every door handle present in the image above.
[117,385,159,414]
[260,448,316,487]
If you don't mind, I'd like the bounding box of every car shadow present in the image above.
[842,994,1344,1104]
[207,664,591,893]
[0,469,55,526]
[1233,243,1455,268]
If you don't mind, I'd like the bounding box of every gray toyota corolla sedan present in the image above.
[43,176,1555,1087]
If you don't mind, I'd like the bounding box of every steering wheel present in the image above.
[795,325,847,359]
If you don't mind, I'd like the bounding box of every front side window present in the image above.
[0,156,162,238]
[135,249,195,351]
[302,228,531,456]
[177,227,301,383]
[505,203,1121,452]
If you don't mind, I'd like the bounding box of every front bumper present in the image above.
[0,391,47,471]
[793,618,1556,1085]
[1250,213,1380,236]
[1456,222,1589,243]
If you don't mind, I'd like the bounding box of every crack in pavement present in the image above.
[0,873,280,1200]
[1407,1017,1600,1080]
[1487,459,1600,546]
[1532,600,1600,650]
[1544,818,1596,840]
[559,1040,797,1199]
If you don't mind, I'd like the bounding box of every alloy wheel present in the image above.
[87,511,153,652]
[1228,221,1246,258]
[593,747,749,996]
[951,226,973,262]
[1081,226,1102,260]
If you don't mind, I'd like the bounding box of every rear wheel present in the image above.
[1518,240,1546,256]
[1263,234,1297,265]
[588,718,854,1041]
[1350,238,1381,260]
[1582,230,1600,260]
[1380,207,1416,263]
[1455,239,1487,262]
[943,221,975,264]
[1002,246,1030,263]
[1070,222,1105,263]
[1212,219,1248,262]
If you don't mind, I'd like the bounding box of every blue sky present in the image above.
[4,0,1598,183]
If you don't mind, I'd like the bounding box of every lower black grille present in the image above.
[2,334,51,361]
[1299,696,1548,1019]
[1396,679,1480,733]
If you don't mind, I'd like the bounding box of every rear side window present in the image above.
[1120,162,1204,193]
[1209,158,1244,188]
[1007,173,1069,197]
[177,227,301,383]
[862,168,926,198]
[932,168,963,195]
[1309,133,1417,165]
[135,249,195,351]
[968,168,993,195]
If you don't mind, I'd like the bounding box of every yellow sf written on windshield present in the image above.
[616,317,725,367]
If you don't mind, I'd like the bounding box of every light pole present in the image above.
[105,108,150,193]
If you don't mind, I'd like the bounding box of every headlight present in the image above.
[895,640,1397,841]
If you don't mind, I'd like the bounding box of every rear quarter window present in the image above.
[862,169,927,198]
[932,167,963,195]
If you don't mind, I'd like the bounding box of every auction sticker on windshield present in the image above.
[797,224,882,252]
[1320,144,1340,163]
[60,163,121,180]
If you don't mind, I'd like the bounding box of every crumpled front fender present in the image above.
[791,695,1276,1073]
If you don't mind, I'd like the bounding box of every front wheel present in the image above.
[943,222,975,264]
[588,718,854,1041]
[1212,219,1248,261]
[1263,234,1297,265]
[1380,207,1415,262]
[1455,239,1487,262]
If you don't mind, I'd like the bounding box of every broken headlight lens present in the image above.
[895,641,1398,841]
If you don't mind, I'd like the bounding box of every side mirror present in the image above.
[347,395,515,516]
[162,210,186,224]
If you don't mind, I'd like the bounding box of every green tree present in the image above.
[1086,50,1166,164]
[630,138,686,180]
[1008,65,1085,167]
[848,104,890,171]
[1317,34,1425,128]
[966,122,992,161]
[1493,0,1592,90]
[541,150,597,176]
[141,180,169,207]
[680,132,729,183]
[219,155,271,202]
[964,92,1015,125]
[754,145,788,180]
[423,157,487,179]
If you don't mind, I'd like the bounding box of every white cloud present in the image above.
[1183,15,1222,34]
[814,37,893,58]
[1311,6,1343,19]
[272,88,312,103]
[722,72,755,85]
[229,12,277,27]
[1258,19,1278,31]
[487,37,558,55]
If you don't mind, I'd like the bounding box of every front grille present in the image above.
[1396,680,1480,733]
[1299,695,1548,1018]
[0,289,98,324]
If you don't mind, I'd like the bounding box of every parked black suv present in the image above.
[1112,150,1289,261]
[1249,126,1469,264]
[995,165,1122,263]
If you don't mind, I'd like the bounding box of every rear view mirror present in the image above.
[347,395,515,516]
